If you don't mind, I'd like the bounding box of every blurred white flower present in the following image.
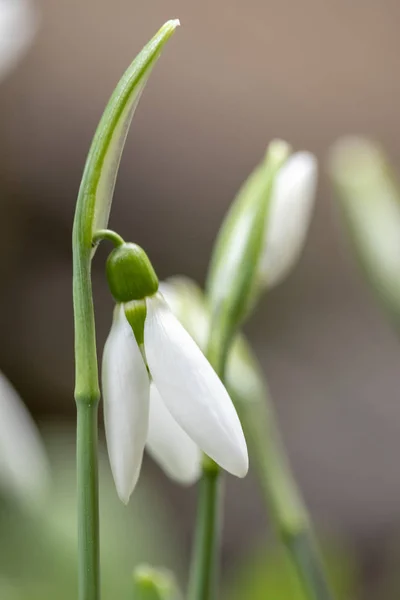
[102,296,248,504]
[259,151,318,288]
[0,370,49,506]
[330,136,400,321]
[0,0,38,82]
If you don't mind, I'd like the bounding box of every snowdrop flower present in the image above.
[0,0,38,82]
[102,242,248,504]
[0,370,48,507]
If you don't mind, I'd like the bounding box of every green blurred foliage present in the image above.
[224,543,357,600]
[0,426,183,600]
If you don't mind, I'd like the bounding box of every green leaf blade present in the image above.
[73,19,180,255]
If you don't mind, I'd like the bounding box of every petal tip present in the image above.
[176,469,202,486]
[116,481,133,505]
[229,450,249,478]
[236,458,249,479]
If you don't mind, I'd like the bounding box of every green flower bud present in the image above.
[132,564,183,600]
[124,299,147,346]
[106,243,158,303]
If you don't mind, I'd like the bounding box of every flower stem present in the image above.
[188,319,230,600]
[188,457,221,600]
[237,385,335,600]
[73,227,101,599]
[77,401,100,600]
[286,532,334,600]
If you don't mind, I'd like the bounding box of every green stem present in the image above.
[237,387,335,600]
[188,319,231,600]
[77,402,100,600]
[188,458,221,600]
[286,531,334,600]
[73,220,101,599]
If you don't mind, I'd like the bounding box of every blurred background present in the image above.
[1,0,400,598]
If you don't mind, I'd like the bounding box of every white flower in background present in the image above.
[102,252,248,504]
[330,137,400,321]
[0,370,49,506]
[259,151,318,288]
[0,0,38,82]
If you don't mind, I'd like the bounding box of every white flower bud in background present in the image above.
[0,370,49,507]
[0,0,38,82]
[330,137,400,324]
[259,152,318,288]
[206,141,317,336]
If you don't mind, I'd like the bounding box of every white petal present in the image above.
[0,370,49,507]
[0,0,38,82]
[102,305,150,503]
[146,383,202,485]
[144,294,248,477]
[159,278,210,350]
[259,152,317,288]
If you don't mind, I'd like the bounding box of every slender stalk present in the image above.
[188,319,231,600]
[92,229,125,247]
[237,385,335,600]
[77,401,100,600]
[73,221,101,600]
[188,458,221,600]
[286,532,334,600]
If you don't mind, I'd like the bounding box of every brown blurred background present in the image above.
[1,0,400,596]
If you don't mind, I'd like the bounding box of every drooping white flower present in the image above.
[0,370,49,506]
[259,151,318,288]
[102,285,248,504]
[0,0,38,83]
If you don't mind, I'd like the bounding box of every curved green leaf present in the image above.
[73,19,179,254]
